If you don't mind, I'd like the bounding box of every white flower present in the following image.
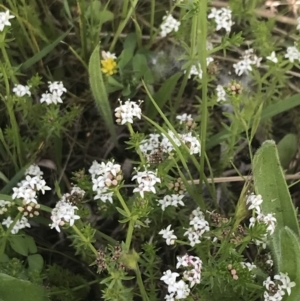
[48,81,67,96]
[160,14,180,37]
[161,270,180,285]
[176,114,193,124]
[266,51,278,63]
[285,45,300,63]
[241,262,256,271]
[263,277,275,290]
[246,193,263,212]
[132,169,161,198]
[25,164,43,177]
[49,199,80,232]
[115,99,142,125]
[180,133,201,155]
[2,216,31,234]
[102,51,117,60]
[159,224,177,245]
[13,84,31,97]
[275,273,296,296]
[216,85,226,102]
[233,49,262,76]
[208,7,234,33]
[0,10,15,31]
[158,194,184,211]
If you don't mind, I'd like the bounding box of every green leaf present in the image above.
[207,94,300,150]
[253,140,300,269]
[0,171,9,184]
[20,28,72,71]
[88,44,117,144]
[99,10,114,25]
[132,53,153,83]
[118,33,137,71]
[1,166,28,194]
[25,235,37,254]
[8,236,29,257]
[277,134,298,169]
[145,72,182,120]
[0,273,48,301]
[279,227,300,301]
[28,254,44,274]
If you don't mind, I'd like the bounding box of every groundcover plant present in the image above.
[1,0,300,300]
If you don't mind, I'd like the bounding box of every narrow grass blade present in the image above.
[88,44,117,144]
[20,28,72,71]
[253,140,300,269]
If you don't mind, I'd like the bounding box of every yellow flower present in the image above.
[101,58,117,76]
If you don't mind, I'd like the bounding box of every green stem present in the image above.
[109,0,138,52]
[115,188,131,217]
[121,0,129,20]
[77,0,88,61]
[149,0,155,45]
[72,224,98,256]
[198,0,208,207]
[48,279,100,295]
[127,123,146,165]
[135,265,150,301]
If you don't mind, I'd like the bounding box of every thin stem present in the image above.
[135,265,150,301]
[149,0,155,45]
[48,279,100,295]
[125,219,134,251]
[127,123,146,165]
[198,0,208,207]
[72,224,98,257]
[77,0,88,62]
[109,0,139,52]
[121,0,129,20]
[114,188,131,217]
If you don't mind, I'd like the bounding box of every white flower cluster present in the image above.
[115,99,142,125]
[13,84,31,97]
[263,273,296,301]
[140,130,201,157]
[216,85,226,102]
[159,224,177,245]
[186,57,214,80]
[176,113,193,125]
[233,49,262,76]
[157,194,185,211]
[184,208,210,247]
[208,7,234,33]
[247,193,277,247]
[12,164,50,205]
[161,254,202,300]
[89,160,123,203]
[241,262,257,278]
[40,81,67,105]
[50,196,80,232]
[2,216,31,234]
[0,10,14,32]
[160,14,181,37]
[284,45,300,63]
[132,168,161,198]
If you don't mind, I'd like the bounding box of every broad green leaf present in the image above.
[207,94,300,150]
[19,28,72,71]
[277,134,298,169]
[118,33,137,71]
[28,254,44,273]
[9,236,29,256]
[88,44,117,144]
[145,72,182,120]
[279,227,300,301]
[253,140,300,269]
[98,10,114,25]
[132,53,154,83]
[0,273,48,301]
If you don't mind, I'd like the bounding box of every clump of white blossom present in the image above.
[246,193,277,248]
[157,194,185,211]
[161,254,202,300]
[139,129,201,159]
[186,57,214,80]
[89,160,123,203]
[114,99,142,125]
[0,10,14,32]
[208,7,234,33]
[13,84,31,97]
[40,81,67,105]
[233,49,262,76]
[49,193,81,232]
[1,164,49,234]
[12,164,50,205]
[285,44,300,63]
[263,272,296,301]
[159,224,177,245]
[160,13,180,37]
[184,208,210,247]
[132,168,161,198]
[216,85,227,102]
